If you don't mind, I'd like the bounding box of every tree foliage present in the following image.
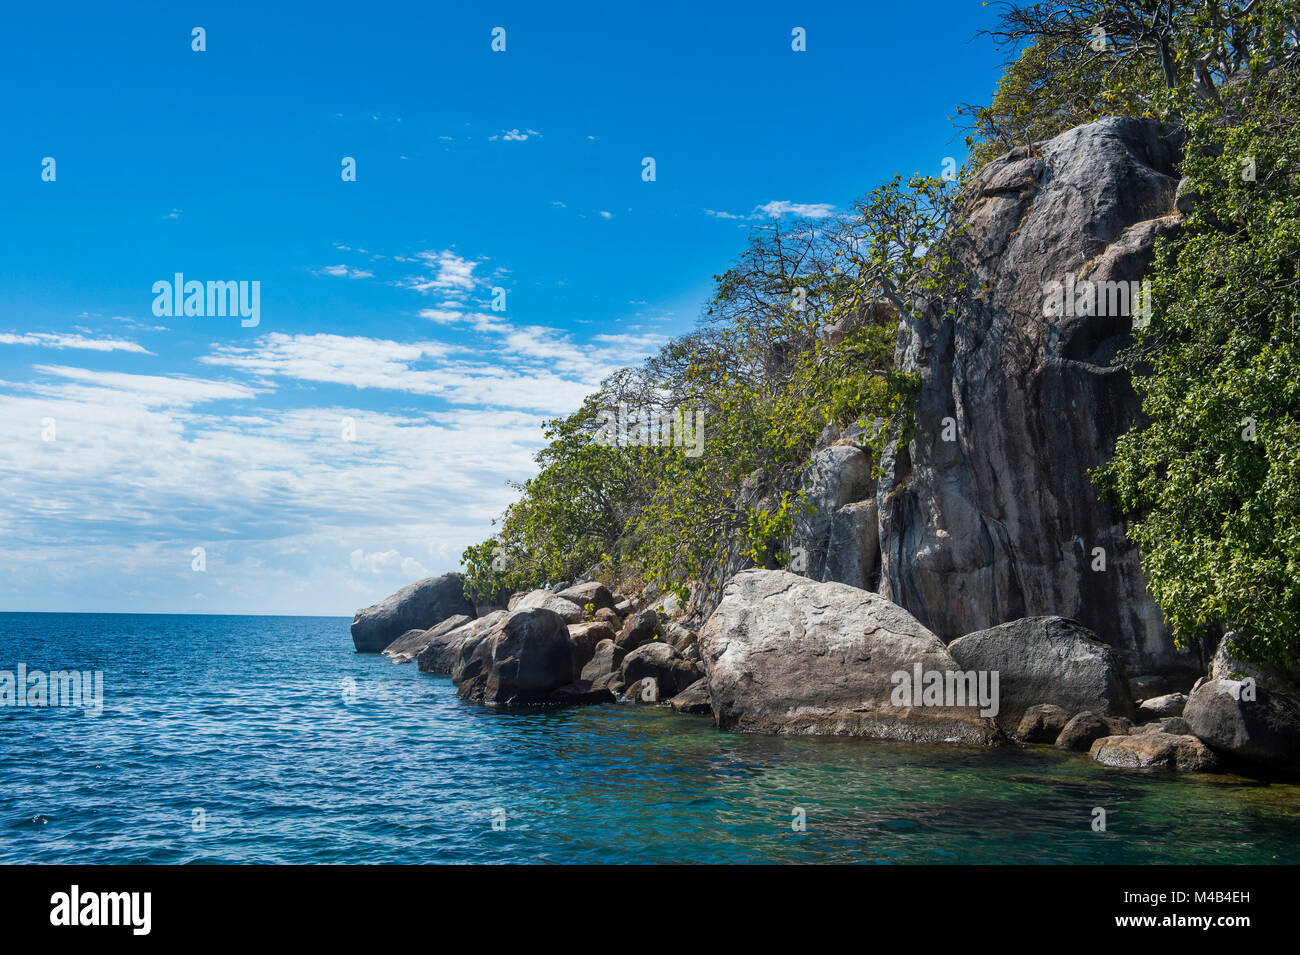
[461,177,954,606]
[1096,72,1300,664]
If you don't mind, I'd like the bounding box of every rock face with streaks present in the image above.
[871,117,1191,675]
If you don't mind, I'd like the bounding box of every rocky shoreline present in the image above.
[351,568,1300,781]
[349,116,1300,782]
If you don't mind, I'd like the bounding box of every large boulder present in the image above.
[1183,679,1300,771]
[350,573,477,652]
[873,117,1193,674]
[615,609,661,654]
[579,638,622,683]
[1209,632,1300,696]
[455,608,574,706]
[620,642,703,700]
[1090,733,1219,773]
[416,612,506,674]
[567,621,617,680]
[555,581,617,614]
[382,614,472,660]
[511,589,585,624]
[946,616,1132,732]
[699,570,1000,744]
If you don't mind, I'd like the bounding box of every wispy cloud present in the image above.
[706,201,838,221]
[0,332,153,354]
[315,264,375,279]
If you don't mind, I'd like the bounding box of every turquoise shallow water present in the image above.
[2,612,1298,864]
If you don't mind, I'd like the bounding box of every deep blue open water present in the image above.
[2,612,1297,864]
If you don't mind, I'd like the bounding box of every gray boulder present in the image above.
[455,608,575,706]
[1136,692,1187,722]
[1183,678,1300,771]
[947,617,1133,732]
[1056,711,1132,751]
[699,570,1000,744]
[1209,632,1300,696]
[622,677,662,704]
[579,638,622,683]
[511,589,584,624]
[555,581,617,614]
[1132,716,1192,736]
[417,611,506,675]
[350,573,477,653]
[567,621,617,680]
[1015,703,1072,743]
[620,642,703,700]
[382,614,472,660]
[823,500,880,591]
[615,609,661,654]
[873,117,1192,674]
[1090,733,1219,773]
[669,678,712,715]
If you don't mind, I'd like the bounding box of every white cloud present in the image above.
[706,202,838,221]
[401,249,480,293]
[490,128,540,142]
[349,549,429,578]
[753,200,837,219]
[316,264,375,279]
[0,332,152,354]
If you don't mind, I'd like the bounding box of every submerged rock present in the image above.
[1056,711,1132,751]
[947,617,1132,733]
[699,570,1000,744]
[1090,733,1219,773]
[350,573,476,653]
[1015,703,1072,743]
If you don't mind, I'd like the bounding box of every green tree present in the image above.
[1095,73,1300,665]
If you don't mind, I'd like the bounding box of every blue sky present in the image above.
[0,1,1007,614]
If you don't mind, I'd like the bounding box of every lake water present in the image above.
[2,612,1297,864]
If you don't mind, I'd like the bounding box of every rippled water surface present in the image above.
[2,612,1298,864]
